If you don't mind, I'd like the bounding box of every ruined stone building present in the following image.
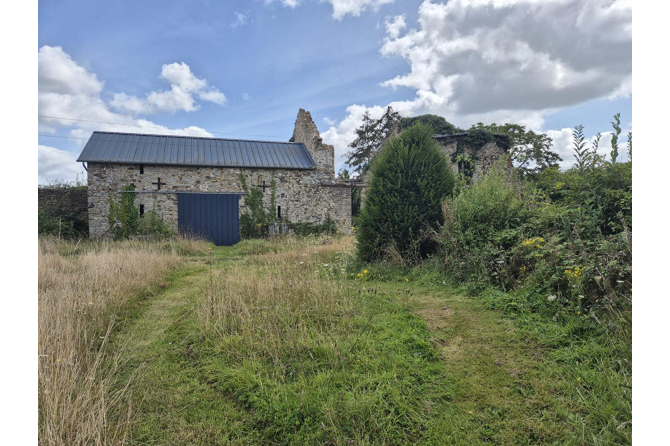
[77,109,352,244]
[359,131,514,201]
[433,133,514,182]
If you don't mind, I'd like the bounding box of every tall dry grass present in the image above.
[199,236,357,365]
[38,236,207,445]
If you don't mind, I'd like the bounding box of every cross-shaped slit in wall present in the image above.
[152,177,166,190]
[257,180,270,192]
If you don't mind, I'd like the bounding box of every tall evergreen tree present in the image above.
[357,123,454,263]
[345,106,401,175]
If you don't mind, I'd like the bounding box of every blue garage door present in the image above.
[177,193,240,246]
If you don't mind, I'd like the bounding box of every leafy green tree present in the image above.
[345,106,401,175]
[470,122,561,176]
[357,123,455,263]
[399,114,461,135]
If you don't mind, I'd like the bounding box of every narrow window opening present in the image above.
[139,204,145,217]
[277,206,282,220]
[140,164,144,174]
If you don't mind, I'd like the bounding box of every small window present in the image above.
[139,204,145,217]
[140,164,144,174]
[277,206,282,220]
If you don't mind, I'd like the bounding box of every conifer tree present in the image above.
[357,123,454,263]
[345,106,401,175]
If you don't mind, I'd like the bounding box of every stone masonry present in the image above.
[86,109,351,238]
[437,138,515,183]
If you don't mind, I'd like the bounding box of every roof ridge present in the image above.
[91,130,301,145]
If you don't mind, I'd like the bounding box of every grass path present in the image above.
[108,242,582,445]
[110,253,260,444]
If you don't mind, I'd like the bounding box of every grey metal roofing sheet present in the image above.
[77,131,317,169]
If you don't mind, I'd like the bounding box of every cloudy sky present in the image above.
[38,0,632,183]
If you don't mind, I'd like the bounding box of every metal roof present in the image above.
[77,131,317,170]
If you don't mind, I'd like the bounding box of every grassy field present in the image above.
[38,235,630,444]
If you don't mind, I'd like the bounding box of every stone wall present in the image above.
[438,140,515,183]
[87,163,351,238]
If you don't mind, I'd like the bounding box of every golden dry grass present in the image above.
[198,236,357,364]
[38,236,208,446]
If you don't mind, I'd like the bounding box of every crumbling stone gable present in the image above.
[292,108,334,172]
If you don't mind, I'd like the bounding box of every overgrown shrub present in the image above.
[38,211,88,239]
[440,160,527,287]
[239,174,276,238]
[108,184,173,240]
[439,138,632,315]
[289,216,337,236]
[357,123,455,263]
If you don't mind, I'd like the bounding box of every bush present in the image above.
[357,123,455,263]
[289,216,337,236]
[440,160,527,287]
[239,174,276,239]
[38,211,88,239]
[439,155,632,315]
[108,184,173,240]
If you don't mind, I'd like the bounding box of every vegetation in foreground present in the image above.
[38,115,631,444]
[352,115,632,443]
[40,232,629,444]
[38,236,210,445]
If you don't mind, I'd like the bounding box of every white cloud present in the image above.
[242,92,251,101]
[110,62,226,115]
[233,11,249,27]
[38,46,103,96]
[38,46,215,183]
[265,0,394,19]
[324,0,631,170]
[329,0,394,20]
[385,14,406,39]
[379,0,631,119]
[38,145,85,184]
[265,0,301,8]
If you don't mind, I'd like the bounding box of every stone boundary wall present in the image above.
[38,187,88,221]
[87,163,351,238]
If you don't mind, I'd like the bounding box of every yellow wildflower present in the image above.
[404,278,409,282]
[363,269,368,274]
[522,237,546,248]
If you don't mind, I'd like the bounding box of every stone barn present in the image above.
[77,109,352,244]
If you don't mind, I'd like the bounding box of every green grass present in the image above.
[104,237,629,444]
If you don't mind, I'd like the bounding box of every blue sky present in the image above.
[38,0,632,183]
